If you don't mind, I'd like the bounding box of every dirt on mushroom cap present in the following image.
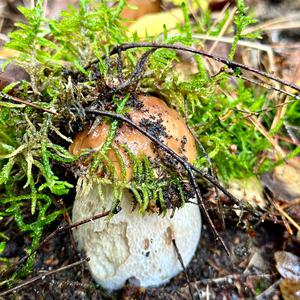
[69,95,197,182]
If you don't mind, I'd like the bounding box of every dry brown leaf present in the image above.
[280,279,300,300]
[226,176,266,209]
[275,251,300,281]
[128,8,183,36]
[121,0,161,25]
[261,157,300,202]
[0,63,29,91]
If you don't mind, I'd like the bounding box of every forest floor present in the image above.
[0,0,300,299]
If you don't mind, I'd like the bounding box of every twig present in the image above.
[179,273,275,292]
[0,92,59,115]
[84,108,255,212]
[110,49,156,94]
[255,279,281,300]
[172,239,195,300]
[188,165,230,255]
[183,97,224,229]
[183,97,214,176]
[231,72,300,102]
[85,108,238,255]
[0,210,111,280]
[108,43,300,94]
[190,34,276,73]
[183,96,225,229]
[56,199,76,250]
[0,257,90,297]
[272,200,300,232]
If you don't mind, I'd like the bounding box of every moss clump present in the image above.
[0,0,298,283]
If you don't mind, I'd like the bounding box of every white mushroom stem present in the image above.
[72,183,202,290]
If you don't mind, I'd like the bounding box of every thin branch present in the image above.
[85,108,242,254]
[0,257,90,297]
[184,98,225,230]
[85,108,253,211]
[172,239,195,300]
[0,92,59,115]
[188,169,230,255]
[108,43,300,94]
[231,72,300,102]
[109,49,156,94]
[184,97,214,176]
[0,210,111,280]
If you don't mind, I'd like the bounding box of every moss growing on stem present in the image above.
[0,0,299,283]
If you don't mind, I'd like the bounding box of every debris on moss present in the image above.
[0,0,299,285]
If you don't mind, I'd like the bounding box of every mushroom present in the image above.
[70,95,202,290]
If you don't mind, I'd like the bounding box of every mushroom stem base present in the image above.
[72,183,202,290]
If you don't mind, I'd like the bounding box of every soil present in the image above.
[0,0,300,299]
[2,208,299,300]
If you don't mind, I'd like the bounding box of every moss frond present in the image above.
[0,0,298,283]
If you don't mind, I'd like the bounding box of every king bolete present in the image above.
[70,95,201,290]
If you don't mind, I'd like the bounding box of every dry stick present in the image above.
[233,72,300,102]
[183,98,214,176]
[108,43,300,94]
[172,239,195,300]
[0,92,59,115]
[5,45,300,117]
[188,167,230,255]
[183,98,225,230]
[0,257,90,297]
[0,210,111,281]
[85,108,251,211]
[109,49,156,94]
[85,108,234,255]
[179,273,275,295]
[255,279,281,300]
[117,47,125,84]
[57,199,76,250]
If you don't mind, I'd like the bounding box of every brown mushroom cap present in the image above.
[70,95,197,181]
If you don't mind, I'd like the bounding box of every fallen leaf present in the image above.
[275,251,300,282]
[261,157,300,202]
[280,279,300,300]
[226,176,266,209]
[0,63,30,91]
[128,8,183,37]
[121,0,161,25]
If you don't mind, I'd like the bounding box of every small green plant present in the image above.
[0,0,298,285]
[229,0,261,60]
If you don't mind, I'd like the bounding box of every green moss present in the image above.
[0,0,298,282]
